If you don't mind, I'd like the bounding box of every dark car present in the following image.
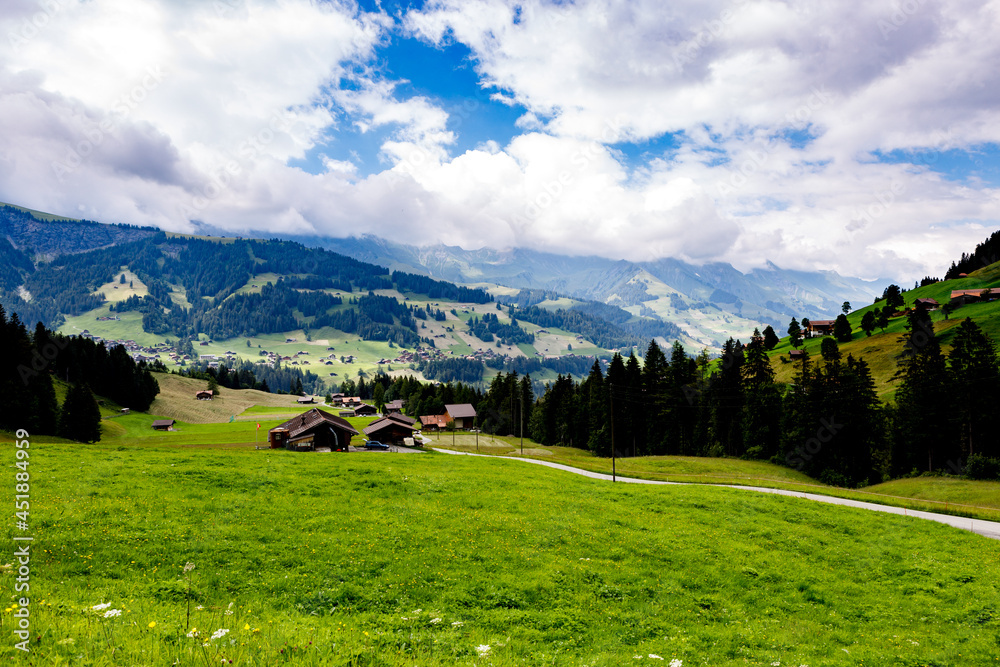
[364,441,390,451]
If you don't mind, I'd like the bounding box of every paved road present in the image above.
[434,449,1000,541]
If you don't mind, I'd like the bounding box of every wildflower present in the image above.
[92,603,112,611]
[148,621,157,628]
[243,623,250,631]
[772,663,780,666]
[476,644,490,656]
[57,638,75,645]
[211,628,230,640]
[183,562,195,573]
[103,609,122,618]
[187,628,199,638]
[196,605,204,611]
[649,656,663,661]
[452,621,463,627]
[430,618,441,624]
[670,660,683,667]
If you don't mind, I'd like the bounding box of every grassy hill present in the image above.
[2,439,998,665]
[767,261,1000,397]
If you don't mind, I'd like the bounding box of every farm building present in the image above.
[444,404,477,430]
[914,297,939,309]
[789,349,806,360]
[806,320,835,337]
[353,404,378,417]
[420,415,449,431]
[152,419,175,431]
[269,409,358,452]
[384,399,405,414]
[297,396,316,405]
[950,289,996,306]
[363,414,419,446]
[195,390,214,400]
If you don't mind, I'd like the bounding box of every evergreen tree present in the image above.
[740,330,781,460]
[820,337,841,364]
[882,284,904,310]
[860,310,876,337]
[762,325,780,350]
[58,382,102,443]
[26,371,59,436]
[708,338,745,457]
[641,340,669,454]
[833,314,852,343]
[947,318,1000,459]
[787,318,803,349]
[892,316,957,473]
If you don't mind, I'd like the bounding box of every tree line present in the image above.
[488,312,1000,485]
[0,306,160,442]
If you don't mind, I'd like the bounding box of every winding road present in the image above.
[434,448,1000,541]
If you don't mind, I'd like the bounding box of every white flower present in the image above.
[103,609,121,618]
[429,618,441,624]
[92,603,112,611]
[452,621,464,627]
[187,628,199,638]
[211,628,229,640]
[634,657,642,660]
[476,644,490,656]
[196,605,204,611]
[772,663,781,666]
[649,656,663,661]
[224,610,233,616]
[670,660,683,667]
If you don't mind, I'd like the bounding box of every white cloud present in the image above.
[0,0,998,283]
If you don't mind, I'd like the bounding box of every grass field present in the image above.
[433,434,1000,523]
[2,439,999,665]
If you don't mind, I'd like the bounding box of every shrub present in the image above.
[966,454,1000,481]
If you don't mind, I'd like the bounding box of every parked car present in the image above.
[364,441,390,451]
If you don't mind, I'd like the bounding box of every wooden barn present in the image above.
[195,390,214,400]
[152,419,175,431]
[444,404,477,430]
[363,414,418,446]
[269,409,358,452]
[353,404,378,417]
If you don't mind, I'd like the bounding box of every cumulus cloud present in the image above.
[0,0,998,281]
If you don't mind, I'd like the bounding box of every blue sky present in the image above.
[2,0,999,281]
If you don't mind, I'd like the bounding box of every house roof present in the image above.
[385,413,417,426]
[363,416,418,436]
[384,399,405,410]
[914,297,940,305]
[297,396,315,403]
[273,408,359,439]
[808,320,835,327]
[421,415,449,428]
[195,390,213,397]
[152,419,175,427]
[445,403,477,419]
[951,289,996,298]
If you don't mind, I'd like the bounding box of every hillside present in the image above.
[324,234,888,346]
[767,261,1000,397]
[0,204,682,389]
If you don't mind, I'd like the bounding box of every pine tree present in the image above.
[641,340,669,455]
[762,325,779,350]
[708,338,745,457]
[58,382,102,443]
[947,318,1000,459]
[740,330,781,460]
[787,318,803,349]
[860,310,876,337]
[892,316,957,473]
[833,314,852,343]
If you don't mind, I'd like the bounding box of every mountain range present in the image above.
[306,234,891,347]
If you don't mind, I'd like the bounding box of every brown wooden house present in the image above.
[353,404,378,417]
[195,390,214,400]
[269,408,358,452]
[444,404,477,429]
[806,320,835,337]
[384,399,405,414]
[420,415,449,431]
[363,414,418,446]
[950,289,996,306]
[152,419,175,431]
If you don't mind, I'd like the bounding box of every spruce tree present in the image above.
[58,382,102,443]
[833,314,852,343]
[787,318,803,349]
[762,325,779,350]
[740,330,781,460]
[947,318,1000,459]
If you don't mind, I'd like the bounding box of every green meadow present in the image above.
[2,440,1000,666]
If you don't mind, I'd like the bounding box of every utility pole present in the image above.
[520,390,524,455]
[610,388,616,482]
